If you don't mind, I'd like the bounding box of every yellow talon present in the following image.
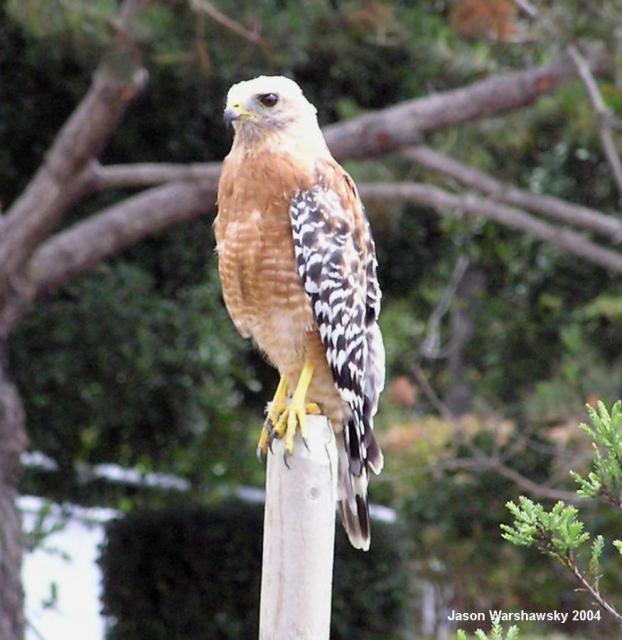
[257,426,270,455]
[269,361,316,455]
[305,402,321,415]
[265,375,288,426]
[284,397,307,454]
[258,376,288,455]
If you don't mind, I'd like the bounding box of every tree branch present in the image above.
[82,50,611,192]
[512,0,539,19]
[323,50,609,160]
[27,181,216,298]
[22,174,622,317]
[0,0,149,301]
[568,44,622,202]
[569,563,622,622]
[189,0,267,49]
[2,43,612,316]
[61,49,612,194]
[437,456,581,503]
[402,145,622,241]
[359,182,622,273]
[91,161,222,191]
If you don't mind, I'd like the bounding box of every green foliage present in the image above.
[501,498,590,561]
[393,420,583,630]
[10,258,259,487]
[571,401,622,506]
[99,500,409,640]
[523,328,622,424]
[6,0,117,42]
[589,534,605,584]
[457,622,519,640]
[502,402,622,623]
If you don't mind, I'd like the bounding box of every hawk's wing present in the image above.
[290,162,384,549]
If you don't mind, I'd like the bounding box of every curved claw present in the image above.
[266,420,279,454]
[257,415,278,459]
[257,426,269,457]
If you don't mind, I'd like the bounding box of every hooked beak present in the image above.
[224,102,254,127]
[223,107,240,127]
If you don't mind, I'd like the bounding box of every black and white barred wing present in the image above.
[290,180,384,549]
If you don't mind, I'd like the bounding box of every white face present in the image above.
[224,75,317,133]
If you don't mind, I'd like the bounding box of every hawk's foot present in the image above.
[272,400,321,455]
[265,375,288,427]
[269,361,317,455]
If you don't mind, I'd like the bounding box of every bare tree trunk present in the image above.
[0,346,27,640]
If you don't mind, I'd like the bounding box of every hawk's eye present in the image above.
[259,93,278,108]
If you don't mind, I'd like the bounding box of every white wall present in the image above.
[21,496,112,640]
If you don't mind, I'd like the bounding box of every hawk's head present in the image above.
[224,76,318,140]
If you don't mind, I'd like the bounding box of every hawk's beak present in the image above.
[224,107,240,127]
[224,102,255,127]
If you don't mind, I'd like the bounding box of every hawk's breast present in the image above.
[215,152,315,353]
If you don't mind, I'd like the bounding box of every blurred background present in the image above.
[3,0,622,638]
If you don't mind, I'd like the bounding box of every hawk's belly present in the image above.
[216,210,347,428]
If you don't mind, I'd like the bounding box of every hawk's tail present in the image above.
[336,430,383,551]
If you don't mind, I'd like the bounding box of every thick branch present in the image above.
[568,44,622,201]
[24,176,622,310]
[359,182,622,273]
[91,161,222,191]
[0,0,148,300]
[323,50,608,160]
[27,181,216,297]
[403,145,622,241]
[83,51,612,194]
[4,46,613,312]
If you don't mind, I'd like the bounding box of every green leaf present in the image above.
[573,402,622,508]
[457,622,520,640]
[589,535,604,579]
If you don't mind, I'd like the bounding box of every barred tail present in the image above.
[337,321,385,550]
[337,432,369,550]
[336,432,382,551]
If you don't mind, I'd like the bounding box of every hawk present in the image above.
[215,76,384,550]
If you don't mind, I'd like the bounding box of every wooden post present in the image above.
[259,415,338,640]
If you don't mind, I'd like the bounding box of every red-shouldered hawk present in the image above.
[215,76,384,550]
